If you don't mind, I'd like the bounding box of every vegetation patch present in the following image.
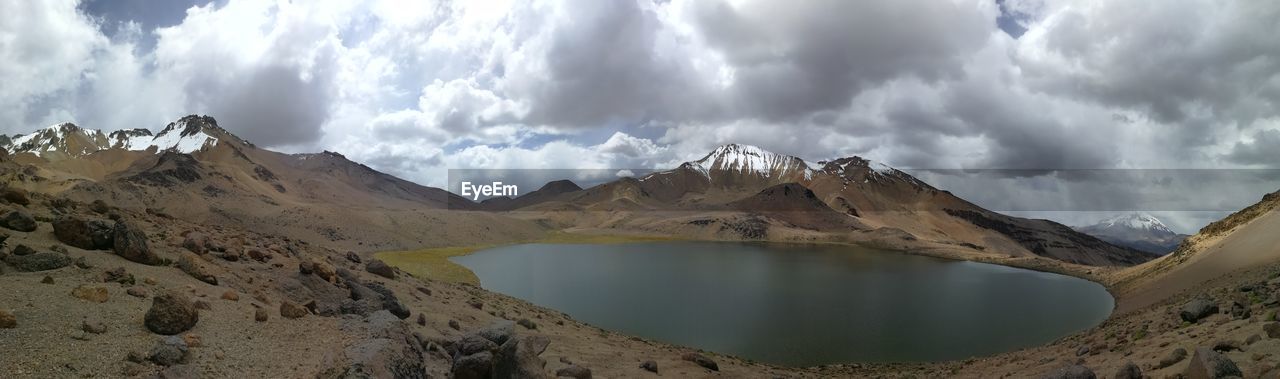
[376,231,677,284]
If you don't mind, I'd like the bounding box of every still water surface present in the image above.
[451,242,1112,366]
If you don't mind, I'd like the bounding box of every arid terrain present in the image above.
[2,117,1279,378]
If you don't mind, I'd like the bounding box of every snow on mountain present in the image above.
[0,115,228,158]
[1096,212,1174,233]
[1076,213,1187,255]
[690,144,814,179]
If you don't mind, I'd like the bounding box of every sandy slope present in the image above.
[1116,206,1280,313]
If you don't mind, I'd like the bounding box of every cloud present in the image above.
[5,0,1280,232]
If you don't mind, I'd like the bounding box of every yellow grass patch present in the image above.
[375,231,677,284]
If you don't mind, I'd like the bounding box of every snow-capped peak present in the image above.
[690,143,813,179]
[1098,213,1173,233]
[1,115,233,158]
[151,116,220,154]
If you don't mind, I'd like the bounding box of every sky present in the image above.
[2,0,1279,233]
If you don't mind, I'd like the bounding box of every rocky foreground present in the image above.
[3,184,1280,378]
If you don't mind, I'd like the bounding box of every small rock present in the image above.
[126,350,148,363]
[449,319,461,330]
[127,286,149,298]
[451,351,493,379]
[73,256,92,269]
[556,365,592,379]
[112,220,159,265]
[0,209,37,232]
[0,309,15,328]
[1157,348,1188,369]
[70,329,91,340]
[1183,347,1242,379]
[345,251,362,263]
[254,307,269,322]
[1039,364,1095,379]
[1181,296,1219,323]
[476,320,516,345]
[1113,361,1140,379]
[640,360,658,373]
[681,352,719,371]
[517,318,537,330]
[40,275,54,284]
[121,362,146,376]
[365,259,396,279]
[467,298,484,309]
[1075,345,1089,357]
[221,290,239,301]
[1231,299,1251,320]
[416,286,432,296]
[82,319,107,334]
[182,333,202,347]
[6,251,72,272]
[417,313,427,326]
[280,301,308,319]
[145,290,199,335]
[181,232,208,254]
[177,252,219,285]
[12,244,35,256]
[192,300,211,311]
[149,336,189,366]
[1265,322,1280,338]
[1212,339,1241,352]
[1247,334,1263,345]
[71,285,109,303]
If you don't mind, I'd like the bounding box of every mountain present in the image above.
[1114,190,1280,312]
[1,115,541,251]
[1074,213,1188,255]
[480,179,583,211]
[0,116,233,159]
[506,143,1155,266]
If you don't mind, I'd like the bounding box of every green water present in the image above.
[451,242,1112,366]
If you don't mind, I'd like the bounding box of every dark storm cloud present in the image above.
[1020,1,1280,126]
[519,0,715,127]
[205,64,334,146]
[1226,129,1280,165]
[690,0,990,121]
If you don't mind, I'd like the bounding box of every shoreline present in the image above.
[376,231,1125,369]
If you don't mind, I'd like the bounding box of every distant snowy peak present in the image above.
[1098,213,1174,234]
[151,115,223,154]
[688,144,814,179]
[0,115,239,158]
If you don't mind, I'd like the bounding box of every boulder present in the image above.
[1156,348,1188,369]
[181,232,209,254]
[145,290,199,335]
[89,199,110,214]
[12,244,34,256]
[1113,362,1141,379]
[0,186,29,205]
[366,259,396,279]
[71,285,109,303]
[493,335,552,379]
[0,309,15,328]
[556,365,592,379]
[456,334,500,356]
[177,252,219,285]
[149,336,189,366]
[254,307,269,322]
[221,290,239,301]
[476,320,516,345]
[52,216,114,250]
[0,210,36,232]
[452,351,494,379]
[112,220,159,265]
[127,286,149,298]
[280,300,309,319]
[332,310,426,378]
[1258,321,1280,339]
[5,251,71,272]
[681,352,719,372]
[640,360,658,373]
[82,319,107,334]
[1181,296,1219,323]
[1231,299,1251,320]
[1039,364,1095,379]
[1183,347,1242,379]
[346,251,362,263]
